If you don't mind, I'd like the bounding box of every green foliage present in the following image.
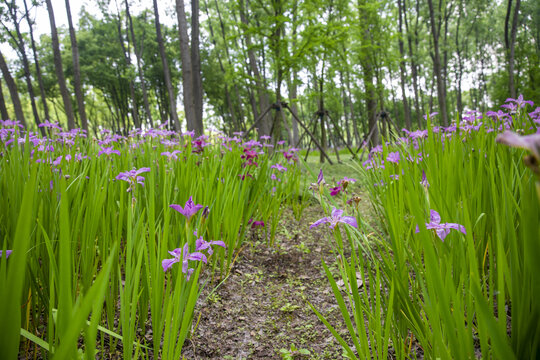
[0,129,303,358]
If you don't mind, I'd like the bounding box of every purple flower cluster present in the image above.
[310,207,357,229]
[415,210,466,241]
[116,167,151,192]
[170,196,204,221]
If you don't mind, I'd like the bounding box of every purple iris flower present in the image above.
[317,169,325,185]
[423,112,438,121]
[98,146,121,157]
[496,131,540,162]
[271,163,287,172]
[38,120,62,130]
[310,207,357,229]
[504,94,534,109]
[415,210,466,241]
[116,167,151,192]
[251,221,265,228]
[0,250,12,259]
[195,236,226,256]
[162,243,207,280]
[260,135,271,141]
[337,176,356,186]
[421,170,430,188]
[170,196,204,221]
[330,186,342,196]
[386,152,400,164]
[161,150,181,160]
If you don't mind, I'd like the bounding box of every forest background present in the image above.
[0,0,538,147]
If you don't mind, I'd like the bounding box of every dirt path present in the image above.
[182,204,350,359]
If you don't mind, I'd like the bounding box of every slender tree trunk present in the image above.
[9,6,43,132]
[65,0,88,132]
[397,0,411,130]
[176,0,201,135]
[114,9,139,129]
[345,70,359,145]
[287,72,300,146]
[318,79,327,164]
[45,0,76,129]
[214,0,245,130]
[455,0,464,115]
[239,0,271,136]
[126,0,153,128]
[203,0,238,132]
[23,0,50,124]
[339,71,351,145]
[427,0,448,126]
[191,0,203,131]
[505,0,521,98]
[0,81,10,120]
[359,0,379,145]
[404,0,422,127]
[153,0,181,130]
[0,50,26,127]
[288,0,299,145]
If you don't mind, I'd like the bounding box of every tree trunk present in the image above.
[288,0,299,146]
[239,0,271,137]
[0,50,26,127]
[9,2,43,132]
[345,70,359,145]
[214,0,245,130]
[0,81,10,120]
[427,0,448,126]
[65,0,88,132]
[126,5,153,127]
[455,0,464,115]
[318,79,327,163]
[191,0,203,132]
[153,0,181,131]
[45,0,76,129]
[397,0,411,130]
[203,0,238,132]
[176,0,199,134]
[505,0,521,98]
[287,72,299,146]
[23,0,50,124]
[404,0,422,127]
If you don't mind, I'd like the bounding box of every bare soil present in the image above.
[182,204,351,360]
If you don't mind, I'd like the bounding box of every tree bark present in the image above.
[153,0,181,131]
[0,50,26,127]
[191,0,203,130]
[358,0,379,145]
[455,0,464,115]
[397,0,411,130]
[0,80,10,120]
[239,0,271,137]
[65,0,88,132]
[23,0,50,124]
[427,0,448,126]
[125,4,153,127]
[404,0,422,127]
[505,0,521,98]
[214,0,245,130]
[45,0,76,129]
[176,0,203,135]
[203,0,238,132]
[4,0,42,132]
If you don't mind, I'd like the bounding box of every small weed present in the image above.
[279,344,311,359]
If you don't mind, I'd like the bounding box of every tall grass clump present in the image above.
[0,124,303,359]
[310,98,540,359]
